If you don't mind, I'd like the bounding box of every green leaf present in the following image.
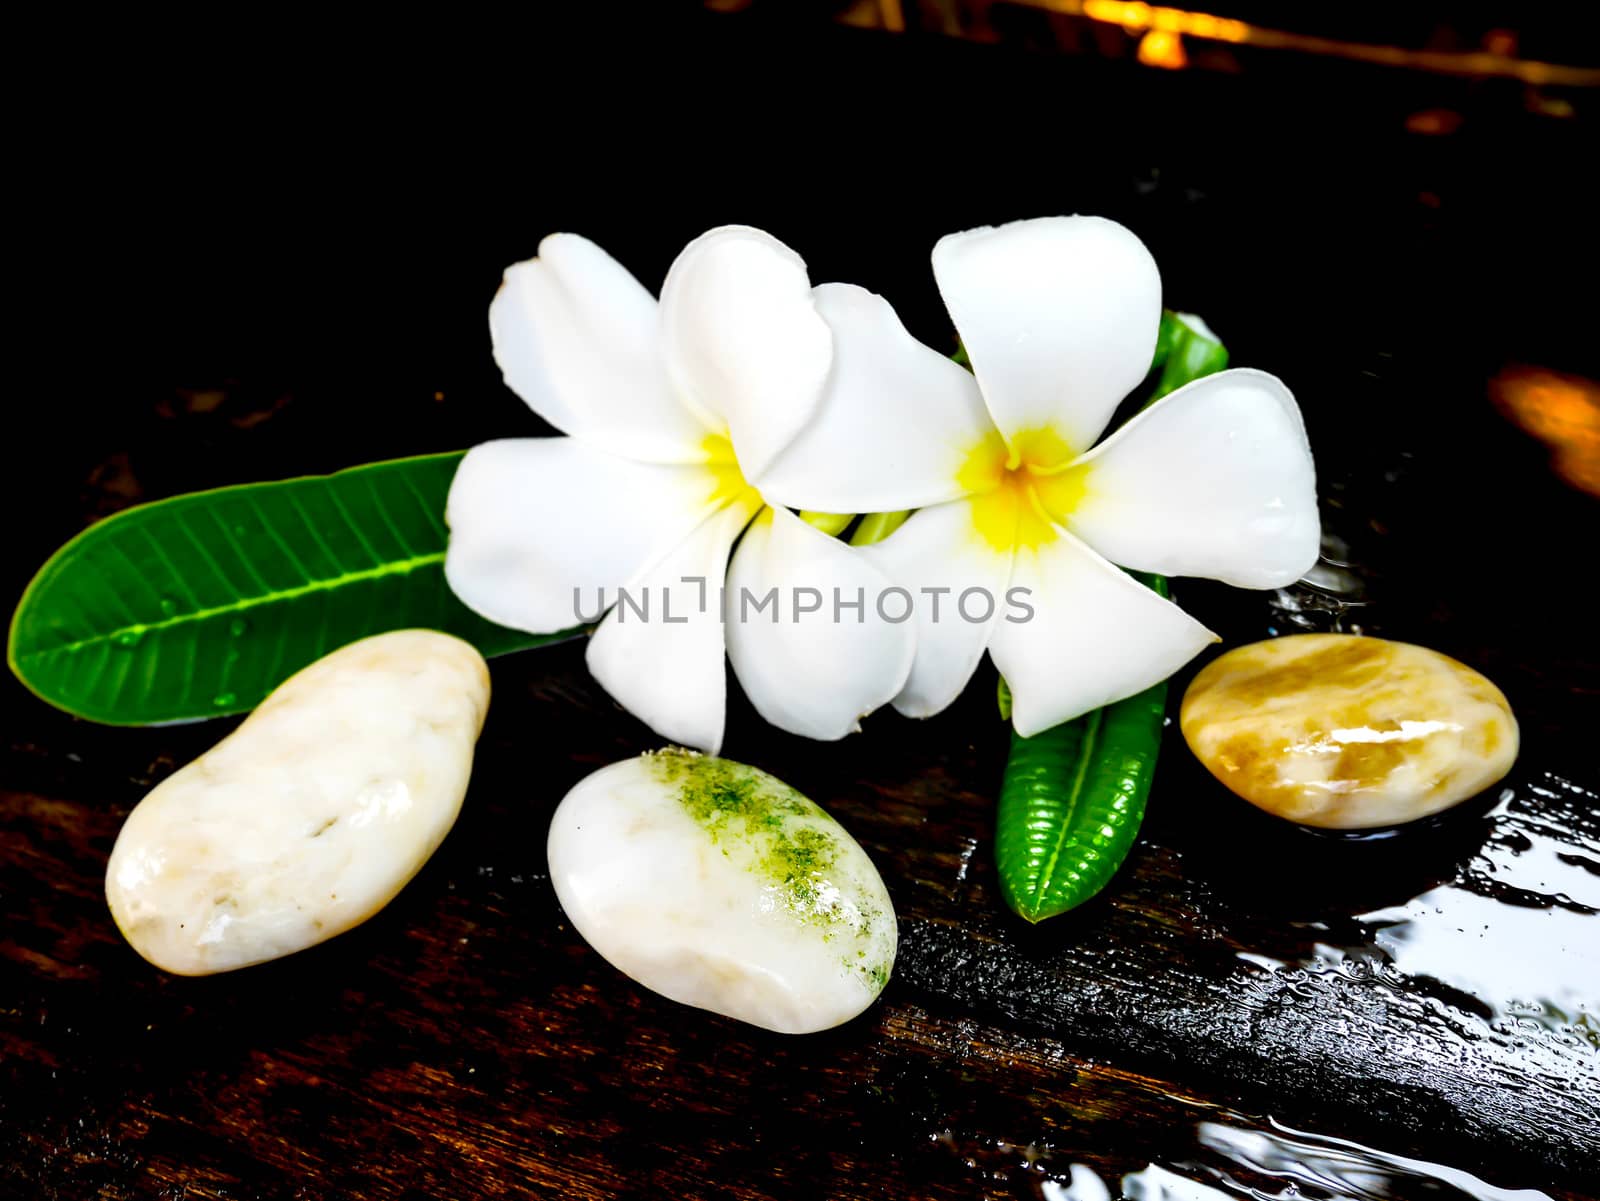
[995,680,1167,922]
[8,453,575,725]
[1149,310,1230,404]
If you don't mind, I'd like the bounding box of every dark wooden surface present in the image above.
[7,11,1599,1200]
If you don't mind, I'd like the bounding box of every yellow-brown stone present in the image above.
[1180,634,1518,829]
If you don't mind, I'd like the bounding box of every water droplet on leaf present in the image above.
[158,597,179,617]
[212,692,238,708]
[113,628,146,649]
[228,618,249,637]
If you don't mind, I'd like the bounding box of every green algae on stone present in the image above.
[646,749,881,940]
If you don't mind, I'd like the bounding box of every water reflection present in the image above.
[1040,1118,1555,1201]
[1193,1120,1555,1201]
[1232,771,1599,1053]
[1359,778,1599,1036]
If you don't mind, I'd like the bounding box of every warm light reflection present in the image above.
[1015,0,1600,87]
[1483,28,1518,57]
[792,0,1600,88]
[1084,0,1244,43]
[1403,108,1464,136]
[1491,365,1600,497]
[795,0,1600,88]
[1137,29,1189,69]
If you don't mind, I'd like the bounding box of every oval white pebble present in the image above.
[549,750,897,1034]
[105,629,491,975]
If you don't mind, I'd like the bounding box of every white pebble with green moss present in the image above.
[548,750,897,1034]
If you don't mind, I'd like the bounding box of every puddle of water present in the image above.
[1233,772,1600,1054]
[1189,1119,1556,1201]
[1037,1117,1556,1201]
[1360,777,1598,1013]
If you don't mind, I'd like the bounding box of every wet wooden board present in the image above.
[6,11,1599,1200]
[4,632,1596,1200]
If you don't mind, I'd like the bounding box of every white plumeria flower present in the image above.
[755,215,1320,737]
[444,227,914,753]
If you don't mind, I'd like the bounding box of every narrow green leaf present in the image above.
[8,453,575,725]
[995,681,1167,922]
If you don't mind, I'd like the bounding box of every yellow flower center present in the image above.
[956,425,1092,552]
[702,432,760,509]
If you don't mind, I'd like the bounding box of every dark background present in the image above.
[12,6,1599,729]
[6,8,1598,1199]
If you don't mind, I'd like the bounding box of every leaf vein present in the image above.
[397,469,450,542]
[1034,708,1104,906]
[15,553,446,661]
[364,474,420,560]
[321,484,385,568]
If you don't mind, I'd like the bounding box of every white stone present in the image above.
[548,750,897,1034]
[105,629,490,974]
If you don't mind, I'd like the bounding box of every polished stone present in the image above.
[105,630,491,974]
[1180,634,1518,829]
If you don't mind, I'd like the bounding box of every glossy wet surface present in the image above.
[6,539,1594,1200]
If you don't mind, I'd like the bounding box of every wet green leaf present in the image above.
[8,453,573,725]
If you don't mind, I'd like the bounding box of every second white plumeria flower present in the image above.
[755,216,1320,737]
[444,228,914,753]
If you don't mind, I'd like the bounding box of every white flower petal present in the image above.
[724,506,915,741]
[754,283,997,512]
[659,225,833,480]
[489,234,713,463]
[861,498,1015,719]
[445,438,719,634]
[1066,368,1320,588]
[932,216,1161,455]
[989,533,1216,737]
[585,496,763,754]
